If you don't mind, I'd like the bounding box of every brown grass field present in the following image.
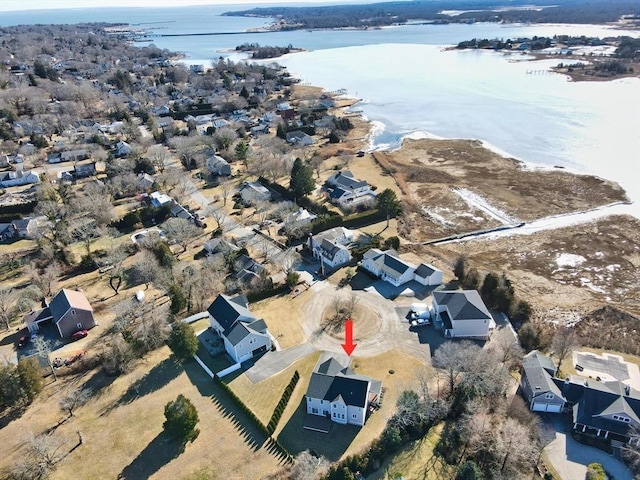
[250,290,311,350]
[0,347,285,480]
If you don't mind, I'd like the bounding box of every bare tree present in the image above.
[28,262,61,298]
[275,248,301,275]
[131,250,163,290]
[289,450,329,480]
[205,206,227,232]
[551,326,579,374]
[495,417,539,477]
[432,340,479,397]
[345,292,359,319]
[147,144,171,173]
[0,289,31,330]
[493,331,524,369]
[11,432,67,480]
[162,217,201,253]
[220,178,233,207]
[59,387,90,418]
[101,336,135,376]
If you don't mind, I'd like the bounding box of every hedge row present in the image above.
[311,209,386,235]
[267,370,300,435]
[0,201,37,217]
[213,374,293,463]
[246,284,289,303]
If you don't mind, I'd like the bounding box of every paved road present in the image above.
[544,415,633,480]
[244,343,317,383]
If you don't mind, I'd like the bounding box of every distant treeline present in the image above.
[224,0,640,29]
[235,43,296,59]
[456,35,612,51]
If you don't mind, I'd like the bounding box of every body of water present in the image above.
[2,6,639,211]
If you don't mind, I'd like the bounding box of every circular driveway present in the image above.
[302,282,432,361]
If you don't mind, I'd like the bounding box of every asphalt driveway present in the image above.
[544,415,633,480]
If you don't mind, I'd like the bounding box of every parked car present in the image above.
[411,318,430,328]
[17,335,29,348]
[71,330,89,341]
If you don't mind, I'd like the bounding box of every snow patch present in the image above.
[452,188,519,225]
[580,278,606,294]
[556,253,586,267]
[606,264,620,272]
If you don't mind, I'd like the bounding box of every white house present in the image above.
[361,249,443,287]
[239,181,271,205]
[206,154,232,176]
[0,170,40,188]
[150,191,172,207]
[287,207,317,227]
[326,171,376,208]
[206,294,271,364]
[114,141,133,157]
[432,290,494,339]
[286,131,314,146]
[308,227,354,270]
[305,356,382,430]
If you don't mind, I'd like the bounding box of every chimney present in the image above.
[625,384,631,396]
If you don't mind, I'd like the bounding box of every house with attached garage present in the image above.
[206,154,232,177]
[0,169,40,188]
[520,351,640,445]
[206,294,271,364]
[305,356,382,431]
[432,290,494,339]
[520,350,565,413]
[361,249,443,287]
[326,171,377,209]
[24,289,96,338]
[308,227,354,270]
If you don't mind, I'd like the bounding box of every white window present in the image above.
[307,397,311,402]
[544,393,554,400]
[77,323,82,329]
[250,338,255,344]
[72,309,76,315]
[352,414,357,419]
[613,415,630,423]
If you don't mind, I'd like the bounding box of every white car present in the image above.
[411,317,430,328]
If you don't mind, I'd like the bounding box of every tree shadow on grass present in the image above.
[277,400,359,462]
[80,367,119,400]
[183,360,268,453]
[117,432,183,480]
[101,356,182,416]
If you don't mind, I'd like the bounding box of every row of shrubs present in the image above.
[267,370,300,435]
[212,374,293,463]
[246,284,289,303]
[311,209,387,235]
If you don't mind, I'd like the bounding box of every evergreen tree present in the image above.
[376,188,402,227]
[276,122,287,140]
[163,394,200,445]
[289,158,315,200]
[17,357,44,405]
[167,321,199,360]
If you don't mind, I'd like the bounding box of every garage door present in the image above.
[532,403,561,413]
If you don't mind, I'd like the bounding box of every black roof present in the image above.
[207,294,254,331]
[522,351,563,397]
[382,253,411,276]
[414,263,436,278]
[306,356,378,409]
[433,290,491,321]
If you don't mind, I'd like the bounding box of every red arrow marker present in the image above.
[341,319,357,356]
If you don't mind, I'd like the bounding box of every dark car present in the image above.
[17,335,29,348]
[71,330,89,341]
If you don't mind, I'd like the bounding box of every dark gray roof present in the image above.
[23,307,53,326]
[207,294,255,331]
[329,187,350,199]
[306,356,378,409]
[224,322,250,346]
[440,310,453,330]
[329,171,368,191]
[522,351,563,397]
[319,238,345,260]
[11,218,34,230]
[414,263,436,278]
[248,319,268,333]
[382,252,411,276]
[573,384,640,437]
[433,290,491,321]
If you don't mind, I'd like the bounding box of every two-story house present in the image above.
[432,290,493,339]
[305,356,382,431]
[308,227,354,270]
[206,294,271,364]
[239,181,271,205]
[326,171,377,208]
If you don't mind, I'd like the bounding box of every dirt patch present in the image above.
[372,138,628,241]
[425,214,640,317]
[320,303,381,341]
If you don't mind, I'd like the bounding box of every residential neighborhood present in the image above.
[0,17,638,480]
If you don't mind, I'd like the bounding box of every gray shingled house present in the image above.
[48,289,95,338]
